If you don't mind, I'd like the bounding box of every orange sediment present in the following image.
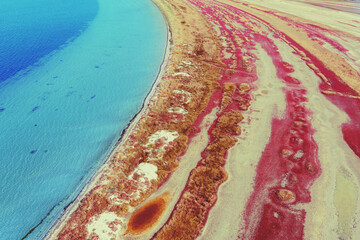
[126,193,170,234]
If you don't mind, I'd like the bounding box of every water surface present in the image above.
[0,0,167,238]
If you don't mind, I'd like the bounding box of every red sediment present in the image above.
[183,1,359,239]
[265,13,360,160]
[227,0,360,161]
[194,2,324,238]
[221,1,360,238]
[254,203,305,240]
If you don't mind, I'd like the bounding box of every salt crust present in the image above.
[293,150,304,160]
[146,130,179,146]
[182,60,193,65]
[167,107,188,114]
[106,163,158,207]
[171,72,191,77]
[129,163,158,182]
[87,212,125,240]
[173,89,192,104]
[145,130,179,162]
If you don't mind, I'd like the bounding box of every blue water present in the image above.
[0,0,167,239]
[0,0,98,82]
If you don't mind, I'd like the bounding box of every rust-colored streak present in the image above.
[127,195,168,234]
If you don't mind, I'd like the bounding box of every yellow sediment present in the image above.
[334,168,358,239]
[217,0,360,95]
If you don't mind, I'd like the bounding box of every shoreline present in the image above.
[44,3,172,238]
[44,0,225,238]
[43,0,360,239]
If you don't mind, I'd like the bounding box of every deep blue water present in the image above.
[0,0,167,239]
[0,0,98,82]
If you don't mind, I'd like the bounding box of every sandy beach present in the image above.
[45,0,360,239]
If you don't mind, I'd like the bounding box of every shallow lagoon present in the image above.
[0,0,167,238]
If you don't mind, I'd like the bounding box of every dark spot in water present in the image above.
[53,76,58,79]
[118,45,122,48]
[34,124,38,127]
[87,95,96,102]
[44,150,48,153]
[55,108,59,111]
[94,65,100,69]
[46,83,55,86]
[31,106,40,112]
[0,108,5,112]
[30,150,37,154]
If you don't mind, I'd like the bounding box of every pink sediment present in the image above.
[225,0,360,160]
[184,0,359,238]
[49,0,360,238]
[181,1,317,238]
[213,2,360,239]
[181,1,360,239]
[198,2,319,238]
[244,24,320,240]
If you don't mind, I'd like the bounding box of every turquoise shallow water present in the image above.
[0,0,167,239]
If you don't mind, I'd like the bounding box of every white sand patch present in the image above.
[146,130,179,146]
[167,107,188,115]
[223,49,233,59]
[87,212,125,240]
[281,173,290,188]
[182,60,193,65]
[293,150,304,160]
[177,60,197,69]
[145,130,179,161]
[173,90,192,104]
[129,163,158,182]
[171,72,191,77]
[211,22,222,36]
